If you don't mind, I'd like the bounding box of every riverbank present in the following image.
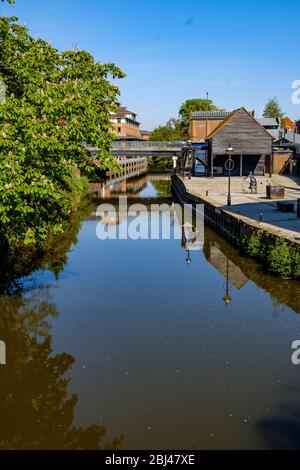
[172,175,300,279]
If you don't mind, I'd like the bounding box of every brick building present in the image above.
[189,111,231,141]
[110,105,147,140]
[281,116,295,133]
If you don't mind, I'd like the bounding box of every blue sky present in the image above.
[2,0,300,130]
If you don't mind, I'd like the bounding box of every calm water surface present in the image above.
[1,173,300,450]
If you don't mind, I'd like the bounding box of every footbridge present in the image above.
[87,141,184,158]
[112,140,184,157]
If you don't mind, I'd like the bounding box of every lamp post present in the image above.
[225,144,234,206]
[185,250,192,265]
[223,258,231,305]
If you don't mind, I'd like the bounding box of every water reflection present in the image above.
[0,199,93,295]
[89,175,148,199]
[181,219,204,266]
[178,213,300,313]
[257,388,300,449]
[1,173,300,449]
[0,289,124,449]
[89,174,171,200]
[201,227,300,314]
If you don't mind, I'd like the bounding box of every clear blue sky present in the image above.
[2,0,300,130]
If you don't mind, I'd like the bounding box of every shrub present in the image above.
[291,246,300,279]
[267,240,293,278]
[243,231,264,259]
[240,232,300,280]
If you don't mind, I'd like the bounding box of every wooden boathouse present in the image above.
[192,108,274,177]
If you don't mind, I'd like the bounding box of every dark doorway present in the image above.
[213,154,241,176]
[242,154,264,176]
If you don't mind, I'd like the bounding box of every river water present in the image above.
[1,173,300,450]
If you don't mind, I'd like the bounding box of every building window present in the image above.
[118,127,121,133]
[117,118,121,123]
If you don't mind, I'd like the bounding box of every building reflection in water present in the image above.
[179,216,237,303]
[205,239,249,306]
[89,174,148,200]
[180,218,250,304]
[203,227,300,313]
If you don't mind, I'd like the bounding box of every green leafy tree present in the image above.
[262,97,283,119]
[0,16,124,244]
[149,98,220,142]
[148,157,173,171]
[179,98,219,138]
[149,118,183,141]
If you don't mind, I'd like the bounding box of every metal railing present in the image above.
[111,140,184,150]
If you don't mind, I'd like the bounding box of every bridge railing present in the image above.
[111,140,184,150]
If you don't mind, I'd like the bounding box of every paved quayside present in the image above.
[179,175,300,244]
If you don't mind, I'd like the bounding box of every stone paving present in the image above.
[183,175,300,242]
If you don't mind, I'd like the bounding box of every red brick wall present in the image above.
[273,152,293,174]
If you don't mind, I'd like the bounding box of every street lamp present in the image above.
[225,144,234,206]
[223,258,232,305]
[185,250,192,265]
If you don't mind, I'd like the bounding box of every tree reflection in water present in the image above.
[0,198,93,295]
[0,283,124,450]
[0,197,122,448]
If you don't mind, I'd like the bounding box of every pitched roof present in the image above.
[266,129,280,139]
[206,107,274,140]
[111,105,137,119]
[282,131,300,146]
[256,117,280,128]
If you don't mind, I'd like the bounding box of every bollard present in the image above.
[298,199,300,218]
